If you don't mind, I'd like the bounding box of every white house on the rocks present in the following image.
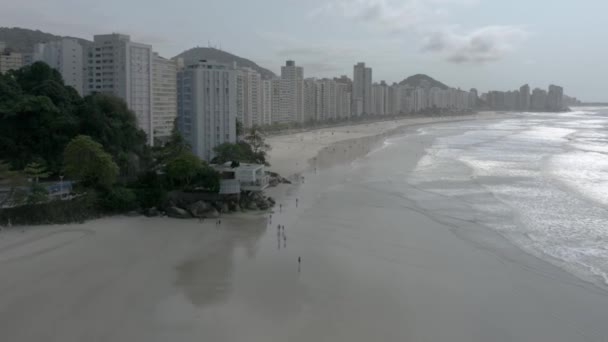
[213,163,269,195]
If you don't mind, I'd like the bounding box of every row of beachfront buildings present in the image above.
[0,34,478,161]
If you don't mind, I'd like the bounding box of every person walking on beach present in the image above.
[296,198,298,208]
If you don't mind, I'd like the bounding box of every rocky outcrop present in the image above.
[267,172,291,187]
[166,206,192,219]
[143,207,160,217]
[186,201,211,217]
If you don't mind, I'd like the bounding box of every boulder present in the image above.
[267,197,276,205]
[269,178,280,187]
[281,178,292,184]
[143,207,160,217]
[166,206,192,219]
[247,201,259,210]
[186,201,211,217]
[205,208,220,218]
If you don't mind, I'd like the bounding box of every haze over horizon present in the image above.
[1,0,606,101]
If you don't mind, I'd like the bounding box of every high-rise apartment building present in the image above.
[85,34,154,144]
[547,84,564,111]
[336,82,351,120]
[318,79,337,121]
[236,67,262,128]
[0,43,24,74]
[353,62,372,116]
[519,84,530,111]
[531,88,548,111]
[260,79,273,126]
[151,53,178,143]
[304,78,319,122]
[33,39,84,94]
[177,61,237,161]
[278,60,304,123]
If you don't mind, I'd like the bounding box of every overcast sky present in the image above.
[2,0,606,101]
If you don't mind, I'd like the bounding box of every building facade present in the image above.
[85,34,154,144]
[33,39,84,94]
[0,44,24,74]
[531,88,548,111]
[547,84,564,111]
[177,61,237,161]
[236,67,262,128]
[260,79,273,126]
[151,53,178,143]
[277,60,304,123]
[353,62,372,116]
[519,84,530,111]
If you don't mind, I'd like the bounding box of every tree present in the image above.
[165,151,202,187]
[26,182,49,205]
[77,94,148,177]
[213,143,246,164]
[24,160,50,183]
[244,125,271,165]
[236,119,244,138]
[63,135,119,190]
[192,165,221,193]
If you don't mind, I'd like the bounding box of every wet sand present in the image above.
[266,112,502,177]
[3,112,608,341]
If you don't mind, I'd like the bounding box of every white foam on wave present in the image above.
[406,109,608,287]
[547,151,608,207]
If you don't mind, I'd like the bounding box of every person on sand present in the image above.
[296,198,298,208]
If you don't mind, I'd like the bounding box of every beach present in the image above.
[3,110,608,341]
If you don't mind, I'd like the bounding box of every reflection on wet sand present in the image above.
[175,216,268,307]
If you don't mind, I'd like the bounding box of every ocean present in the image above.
[405,107,608,287]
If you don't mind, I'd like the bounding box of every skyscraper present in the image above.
[547,84,564,111]
[236,67,262,128]
[279,60,304,123]
[519,84,530,111]
[151,53,178,144]
[33,39,84,94]
[353,62,372,116]
[260,79,273,126]
[177,61,237,161]
[531,88,548,111]
[85,34,154,144]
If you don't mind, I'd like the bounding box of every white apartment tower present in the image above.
[177,61,237,161]
[336,83,351,119]
[33,39,84,94]
[85,34,154,145]
[236,67,262,128]
[353,62,372,116]
[151,53,178,143]
[279,60,304,123]
[260,79,273,126]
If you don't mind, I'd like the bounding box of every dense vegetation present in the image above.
[0,62,221,224]
[213,126,271,165]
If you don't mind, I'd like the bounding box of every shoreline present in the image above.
[266,111,507,178]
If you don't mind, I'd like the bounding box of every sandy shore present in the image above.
[5,111,608,341]
[266,111,502,177]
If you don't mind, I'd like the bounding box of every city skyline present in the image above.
[0,0,606,101]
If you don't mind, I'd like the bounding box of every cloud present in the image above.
[312,0,526,64]
[422,26,528,64]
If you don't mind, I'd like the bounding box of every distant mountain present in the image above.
[399,74,449,90]
[0,27,92,52]
[174,47,276,79]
